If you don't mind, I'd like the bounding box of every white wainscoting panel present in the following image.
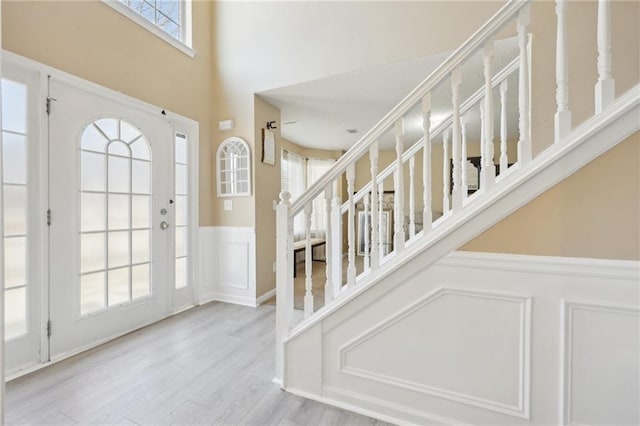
[198,226,257,306]
[562,302,640,426]
[284,251,639,425]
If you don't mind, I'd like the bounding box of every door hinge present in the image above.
[46,97,57,115]
[46,320,52,338]
[47,209,52,226]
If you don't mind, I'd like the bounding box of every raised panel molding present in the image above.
[339,287,531,419]
[561,301,640,426]
[198,226,257,306]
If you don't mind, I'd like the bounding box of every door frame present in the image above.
[2,50,200,379]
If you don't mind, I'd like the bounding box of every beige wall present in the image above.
[462,132,640,260]
[2,0,215,225]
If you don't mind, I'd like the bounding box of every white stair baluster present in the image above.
[481,40,496,191]
[461,114,468,196]
[363,193,370,270]
[442,129,450,215]
[409,156,416,238]
[378,182,384,258]
[303,202,314,318]
[394,119,406,252]
[451,69,463,211]
[517,6,532,164]
[480,102,485,167]
[346,163,356,288]
[275,191,293,383]
[324,184,333,306]
[422,94,433,232]
[369,142,380,269]
[500,79,509,174]
[555,0,572,143]
[330,196,342,298]
[595,0,615,113]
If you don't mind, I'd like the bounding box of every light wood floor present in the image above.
[6,302,391,426]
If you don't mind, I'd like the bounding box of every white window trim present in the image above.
[101,0,195,58]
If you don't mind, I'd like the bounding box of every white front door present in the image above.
[48,78,177,358]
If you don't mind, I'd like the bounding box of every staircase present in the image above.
[275,0,639,423]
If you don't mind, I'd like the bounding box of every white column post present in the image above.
[555,0,572,143]
[323,183,333,306]
[275,191,293,385]
[369,142,380,269]
[442,129,450,215]
[363,193,370,270]
[499,79,509,174]
[481,39,496,191]
[409,156,416,238]
[393,119,405,253]
[461,113,468,196]
[303,202,314,318]
[451,69,463,211]
[422,94,433,232]
[346,163,356,288]
[595,0,615,113]
[330,196,342,298]
[517,6,532,164]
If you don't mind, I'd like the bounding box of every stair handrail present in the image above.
[341,56,521,214]
[287,0,530,218]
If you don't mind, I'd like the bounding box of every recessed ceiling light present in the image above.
[346,128,358,134]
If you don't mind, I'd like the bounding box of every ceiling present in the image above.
[259,37,520,151]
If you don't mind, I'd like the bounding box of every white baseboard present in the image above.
[257,288,276,305]
[199,292,258,308]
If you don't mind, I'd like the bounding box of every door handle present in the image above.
[160,221,170,230]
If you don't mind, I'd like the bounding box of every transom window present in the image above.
[119,0,182,40]
[79,118,152,315]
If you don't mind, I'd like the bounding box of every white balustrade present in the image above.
[364,193,371,270]
[409,156,416,238]
[451,69,464,211]
[499,79,509,173]
[324,184,333,306]
[422,94,433,231]
[461,114,468,195]
[303,202,314,318]
[346,163,356,288]
[518,6,532,164]
[442,129,450,214]
[394,119,406,252]
[555,0,572,143]
[595,0,614,113]
[378,182,384,259]
[481,39,496,191]
[330,196,342,298]
[369,142,380,269]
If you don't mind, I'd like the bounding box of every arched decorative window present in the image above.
[79,117,152,315]
[217,137,251,197]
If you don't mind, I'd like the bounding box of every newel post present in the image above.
[275,191,292,386]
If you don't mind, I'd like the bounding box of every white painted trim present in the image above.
[338,286,531,419]
[284,85,640,342]
[200,292,257,308]
[257,288,276,305]
[560,300,640,426]
[210,226,256,235]
[100,0,195,58]
[0,4,5,418]
[443,251,640,281]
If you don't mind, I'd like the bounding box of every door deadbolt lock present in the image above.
[160,221,170,230]
[160,208,168,215]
